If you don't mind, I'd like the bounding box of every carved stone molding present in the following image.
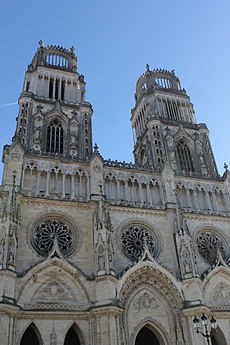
[119,266,182,309]
[23,303,89,311]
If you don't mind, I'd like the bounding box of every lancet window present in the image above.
[48,78,65,100]
[152,125,164,165]
[46,119,64,154]
[176,139,194,174]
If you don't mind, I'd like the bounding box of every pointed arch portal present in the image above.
[20,323,42,345]
[64,325,81,345]
[135,326,161,345]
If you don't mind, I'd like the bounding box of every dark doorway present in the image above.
[20,324,41,345]
[211,327,227,345]
[211,334,218,345]
[64,325,81,345]
[135,326,160,345]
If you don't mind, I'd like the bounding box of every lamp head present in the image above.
[210,316,217,329]
[193,316,200,329]
[201,313,208,326]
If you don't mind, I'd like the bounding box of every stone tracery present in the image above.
[23,161,89,200]
[196,231,228,265]
[32,219,75,257]
[104,171,162,207]
[121,225,159,260]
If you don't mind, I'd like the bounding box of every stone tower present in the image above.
[0,43,230,345]
[132,66,218,179]
[15,40,92,160]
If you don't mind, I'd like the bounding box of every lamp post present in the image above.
[193,314,217,345]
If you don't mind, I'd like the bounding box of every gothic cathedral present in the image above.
[0,42,229,345]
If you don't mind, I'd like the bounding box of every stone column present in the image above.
[45,171,50,197]
[146,183,152,205]
[70,174,74,200]
[36,170,41,197]
[62,174,66,199]
[193,188,199,210]
[185,188,192,209]
[139,182,144,205]
[205,190,213,211]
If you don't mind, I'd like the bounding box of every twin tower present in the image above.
[0,42,229,345]
[6,41,217,178]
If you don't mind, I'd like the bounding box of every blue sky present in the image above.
[0,1,230,180]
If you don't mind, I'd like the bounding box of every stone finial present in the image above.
[146,64,150,72]
[224,162,228,171]
[94,143,99,152]
[79,74,85,82]
[39,40,44,48]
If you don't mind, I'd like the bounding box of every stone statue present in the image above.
[8,240,15,266]
[0,238,5,264]
[98,246,105,271]
[182,250,191,273]
[70,131,77,145]
[34,126,41,141]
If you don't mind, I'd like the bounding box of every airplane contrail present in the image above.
[0,102,17,107]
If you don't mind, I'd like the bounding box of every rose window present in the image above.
[121,225,159,260]
[196,232,227,265]
[32,220,75,257]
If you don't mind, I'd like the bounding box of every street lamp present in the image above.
[193,314,217,344]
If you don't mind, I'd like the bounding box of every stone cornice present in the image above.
[109,205,166,216]
[6,305,123,320]
[185,213,230,222]
[0,269,17,279]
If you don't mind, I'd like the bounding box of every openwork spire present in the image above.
[28,40,78,73]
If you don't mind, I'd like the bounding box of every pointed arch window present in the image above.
[46,119,64,154]
[20,323,42,345]
[176,139,194,173]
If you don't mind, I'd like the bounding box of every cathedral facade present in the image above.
[0,42,229,345]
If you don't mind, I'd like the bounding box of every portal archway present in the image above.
[135,326,161,345]
[64,325,81,345]
[20,323,42,345]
